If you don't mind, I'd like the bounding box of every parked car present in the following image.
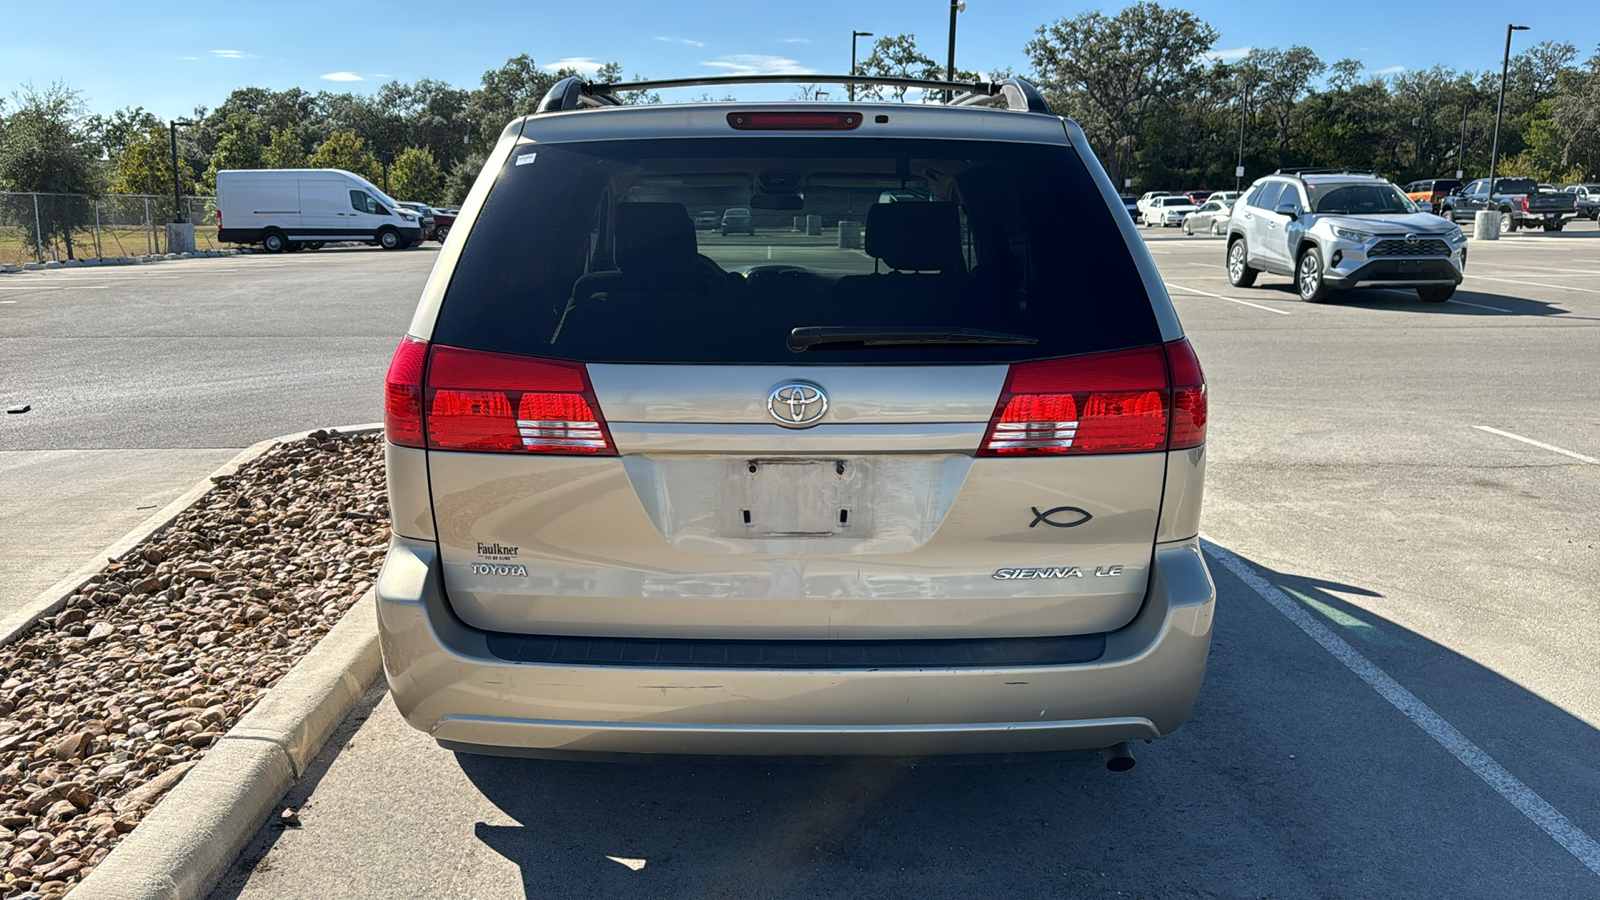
[397,202,437,240]
[1119,195,1139,219]
[1142,196,1199,227]
[1182,190,1212,205]
[377,73,1214,764]
[1401,178,1460,216]
[720,207,755,235]
[216,168,424,252]
[1561,184,1600,220]
[1436,177,1575,232]
[1182,198,1233,235]
[1204,191,1241,206]
[1225,171,1465,303]
[430,207,457,242]
[1135,191,1172,215]
[693,209,721,229]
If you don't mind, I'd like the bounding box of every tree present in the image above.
[0,83,102,260]
[857,34,940,101]
[1551,46,1600,178]
[390,147,443,204]
[261,125,307,168]
[1026,2,1219,188]
[87,106,161,163]
[444,150,488,205]
[112,124,196,196]
[202,111,264,190]
[308,131,382,184]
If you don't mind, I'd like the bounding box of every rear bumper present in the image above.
[375,534,1216,757]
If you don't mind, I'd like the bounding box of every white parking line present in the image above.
[1201,537,1600,878]
[1163,281,1292,315]
[1469,275,1600,295]
[1473,426,1598,464]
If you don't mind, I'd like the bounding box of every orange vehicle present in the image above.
[1402,178,1461,212]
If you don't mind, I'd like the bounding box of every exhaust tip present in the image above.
[1099,741,1136,772]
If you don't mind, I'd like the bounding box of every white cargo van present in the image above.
[215,168,425,253]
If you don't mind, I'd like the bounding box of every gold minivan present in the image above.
[376,74,1215,769]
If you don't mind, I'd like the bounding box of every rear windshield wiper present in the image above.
[789,326,1039,352]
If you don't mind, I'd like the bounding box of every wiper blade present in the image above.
[789,326,1039,352]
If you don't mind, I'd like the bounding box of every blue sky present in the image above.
[3,0,1596,119]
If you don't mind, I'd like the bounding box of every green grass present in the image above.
[0,225,227,266]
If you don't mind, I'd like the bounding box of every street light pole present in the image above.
[169,119,195,224]
[1235,84,1249,192]
[1487,24,1529,201]
[946,1,966,100]
[850,31,873,102]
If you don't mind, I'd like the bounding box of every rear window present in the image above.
[432,137,1160,365]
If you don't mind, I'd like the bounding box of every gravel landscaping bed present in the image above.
[0,431,386,899]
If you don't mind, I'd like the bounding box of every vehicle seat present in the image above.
[828,202,969,321]
[570,203,725,302]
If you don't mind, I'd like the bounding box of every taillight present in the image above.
[1519,197,1530,212]
[384,335,428,448]
[1165,338,1207,450]
[424,345,614,455]
[978,341,1206,456]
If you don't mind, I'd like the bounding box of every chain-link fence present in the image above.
[0,193,223,267]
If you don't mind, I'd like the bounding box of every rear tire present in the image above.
[377,228,402,250]
[1226,238,1257,287]
[1499,211,1516,233]
[261,230,287,254]
[1417,285,1455,302]
[1296,246,1331,303]
[434,224,450,242]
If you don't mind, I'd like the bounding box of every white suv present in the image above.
[377,73,1214,767]
[1225,170,1467,303]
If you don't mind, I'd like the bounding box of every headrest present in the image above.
[865,202,962,272]
[615,203,696,273]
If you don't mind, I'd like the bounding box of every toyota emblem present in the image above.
[767,382,828,428]
[1405,233,1419,244]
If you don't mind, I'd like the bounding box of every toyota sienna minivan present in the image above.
[377,75,1215,768]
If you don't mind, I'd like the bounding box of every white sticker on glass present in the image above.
[515,152,538,166]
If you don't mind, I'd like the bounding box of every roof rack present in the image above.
[533,74,1052,115]
[1273,167,1381,177]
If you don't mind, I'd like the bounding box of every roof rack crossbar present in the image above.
[533,74,1053,115]
[1273,167,1379,177]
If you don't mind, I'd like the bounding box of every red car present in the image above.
[429,208,457,242]
[1183,190,1212,204]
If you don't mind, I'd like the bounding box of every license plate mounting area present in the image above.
[723,458,872,537]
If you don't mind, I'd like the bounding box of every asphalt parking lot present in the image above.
[3,230,1598,897]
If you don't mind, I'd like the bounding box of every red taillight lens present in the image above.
[1519,197,1529,212]
[981,347,1168,456]
[424,345,614,455]
[384,335,428,448]
[727,111,862,131]
[1165,338,1207,450]
[979,341,1207,456]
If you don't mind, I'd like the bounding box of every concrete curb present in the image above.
[70,591,381,900]
[44,422,387,900]
[0,249,245,276]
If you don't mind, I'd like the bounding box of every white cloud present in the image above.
[700,54,817,76]
[543,57,606,76]
[1205,46,1252,62]
[209,49,255,59]
[1369,65,1405,75]
[321,71,365,82]
[656,36,706,47]
[778,38,811,44]
[180,56,200,61]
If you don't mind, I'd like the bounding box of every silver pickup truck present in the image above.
[1438,177,1577,232]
